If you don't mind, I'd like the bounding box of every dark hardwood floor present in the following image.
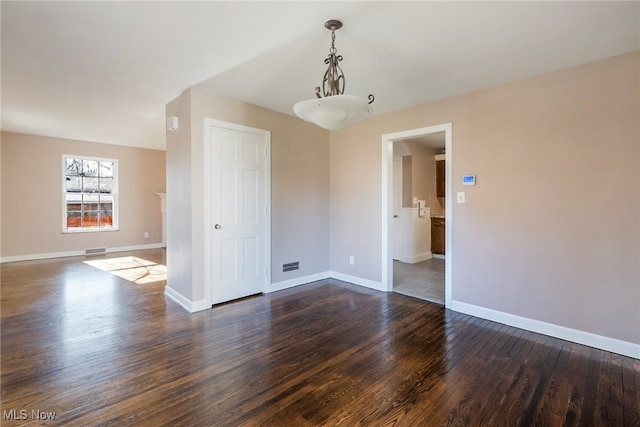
[1,249,639,426]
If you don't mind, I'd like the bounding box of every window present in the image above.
[63,155,118,232]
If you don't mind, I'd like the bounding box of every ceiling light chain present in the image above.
[313,20,374,105]
[293,19,375,131]
[316,23,345,98]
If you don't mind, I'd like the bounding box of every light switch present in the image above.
[457,191,465,203]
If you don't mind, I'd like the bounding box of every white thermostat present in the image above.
[463,175,476,186]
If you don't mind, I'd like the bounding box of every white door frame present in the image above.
[392,157,403,261]
[203,118,271,308]
[381,123,453,307]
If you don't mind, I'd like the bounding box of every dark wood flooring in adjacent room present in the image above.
[1,249,639,426]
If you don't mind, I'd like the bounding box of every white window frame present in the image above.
[62,154,119,233]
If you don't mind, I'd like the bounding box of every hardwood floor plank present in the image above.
[425,323,521,425]
[308,309,451,425]
[532,337,572,427]
[518,334,565,427]
[1,249,639,426]
[577,348,602,425]
[621,357,640,426]
[398,321,521,425]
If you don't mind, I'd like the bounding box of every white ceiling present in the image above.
[2,1,638,151]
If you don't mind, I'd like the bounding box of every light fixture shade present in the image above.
[293,94,373,131]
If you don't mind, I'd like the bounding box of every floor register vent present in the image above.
[85,247,107,256]
[282,262,299,273]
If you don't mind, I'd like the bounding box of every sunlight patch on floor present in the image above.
[84,256,166,284]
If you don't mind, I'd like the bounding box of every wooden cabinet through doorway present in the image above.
[431,217,445,255]
[436,160,445,197]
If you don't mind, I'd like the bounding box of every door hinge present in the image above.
[263,205,268,215]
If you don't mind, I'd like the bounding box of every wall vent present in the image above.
[85,247,107,256]
[282,262,299,273]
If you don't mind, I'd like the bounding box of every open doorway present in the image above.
[392,135,445,304]
[381,123,452,308]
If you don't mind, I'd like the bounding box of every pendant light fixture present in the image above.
[293,19,374,131]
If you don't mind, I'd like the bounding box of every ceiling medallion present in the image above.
[293,19,374,131]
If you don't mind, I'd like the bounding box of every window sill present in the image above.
[62,228,120,234]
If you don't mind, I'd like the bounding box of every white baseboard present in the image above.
[1,250,84,263]
[269,271,331,293]
[432,254,445,260]
[164,286,191,311]
[0,243,164,264]
[269,270,387,293]
[451,300,640,360]
[399,251,432,264]
[164,285,208,313]
[107,243,165,254]
[329,271,387,292]
[12,245,634,359]
[190,299,209,312]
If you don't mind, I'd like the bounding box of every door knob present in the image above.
[214,224,221,230]
[393,215,398,218]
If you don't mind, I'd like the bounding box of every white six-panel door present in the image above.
[208,124,269,305]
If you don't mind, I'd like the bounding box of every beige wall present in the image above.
[165,90,193,300]
[0,136,3,257]
[401,156,412,207]
[330,51,640,344]
[404,141,436,207]
[0,132,166,258]
[166,86,330,303]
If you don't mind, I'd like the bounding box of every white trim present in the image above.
[1,250,84,264]
[271,271,386,293]
[392,157,403,261]
[329,271,386,292]
[433,254,445,260]
[61,154,119,232]
[61,227,120,234]
[269,271,331,293]
[203,118,271,308]
[444,128,453,308]
[191,299,209,312]
[451,300,640,360]
[164,286,208,313]
[106,243,164,253]
[168,270,384,309]
[435,154,446,161]
[164,286,191,311]
[382,136,393,291]
[381,123,453,307]
[398,252,432,264]
[0,243,164,264]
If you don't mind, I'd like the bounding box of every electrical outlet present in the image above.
[144,231,149,239]
[349,256,355,265]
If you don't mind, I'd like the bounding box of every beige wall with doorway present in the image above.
[330,51,639,345]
